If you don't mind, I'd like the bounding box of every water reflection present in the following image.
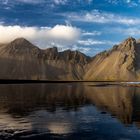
[0,83,140,139]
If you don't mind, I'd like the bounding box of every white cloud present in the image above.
[78,39,117,46]
[107,0,138,6]
[0,0,46,5]
[108,27,140,36]
[53,0,67,5]
[126,0,131,3]
[68,10,140,25]
[57,44,91,54]
[0,24,104,54]
[0,25,81,49]
[1,0,8,4]
[16,0,42,3]
[0,21,4,25]
[87,0,93,4]
[16,0,44,4]
[82,31,101,36]
[71,45,91,54]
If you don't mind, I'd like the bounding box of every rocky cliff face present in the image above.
[84,37,140,81]
[0,38,90,80]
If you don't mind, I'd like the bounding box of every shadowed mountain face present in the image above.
[84,37,140,81]
[1,37,140,81]
[0,38,90,80]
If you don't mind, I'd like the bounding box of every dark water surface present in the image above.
[0,83,140,139]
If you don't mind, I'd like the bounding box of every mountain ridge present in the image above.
[0,37,140,81]
[0,38,90,80]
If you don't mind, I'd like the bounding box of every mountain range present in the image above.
[0,37,140,81]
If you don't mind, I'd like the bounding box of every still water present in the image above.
[0,83,140,139]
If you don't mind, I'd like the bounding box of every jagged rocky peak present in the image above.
[136,38,140,42]
[60,49,85,58]
[118,37,136,51]
[44,47,59,59]
[7,38,40,52]
[59,49,90,64]
[9,38,35,48]
[122,37,136,45]
[5,38,40,55]
[45,47,58,54]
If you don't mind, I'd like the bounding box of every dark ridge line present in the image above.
[0,79,115,84]
[0,79,137,84]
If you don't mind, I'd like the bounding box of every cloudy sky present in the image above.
[0,0,140,56]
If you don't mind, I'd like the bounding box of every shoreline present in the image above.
[0,80,139,86]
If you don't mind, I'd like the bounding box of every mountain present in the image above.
[0,38,90,80]
[84,37,140,81]
[1,37,140,81]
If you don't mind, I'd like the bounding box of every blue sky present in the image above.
[0,0,140,56]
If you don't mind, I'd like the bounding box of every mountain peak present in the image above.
[84,36,140,81]
[118,37,136,52]
[7,38,38,50]
[13,37,28,42]
[10,38,34,47]
[4,38,40,56]
[123,37,136,43]
[45,47,58,53]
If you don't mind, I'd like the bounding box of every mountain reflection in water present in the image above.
[0,83,140,139]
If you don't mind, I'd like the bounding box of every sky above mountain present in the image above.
[0,0,140,56]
